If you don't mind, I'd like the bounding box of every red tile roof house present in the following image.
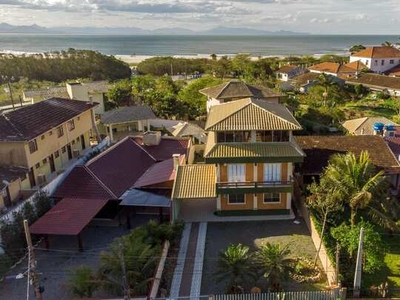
[29,134,190,249]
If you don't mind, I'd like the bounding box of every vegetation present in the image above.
[68,265,97,298]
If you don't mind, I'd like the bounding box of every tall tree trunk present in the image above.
[314,210,328,268]
[350,209,356,227]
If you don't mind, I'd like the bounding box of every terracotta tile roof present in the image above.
[386,127,400,159]
[23,87,69,99]
[346,73,400,91]
[52,165,116,199]
[277,65,298,73]
[101,105,156,125]
[352,46,400,58]
[131,136,190,161]
[30,198,108,235]
[386,65,400,77]
[172,164,216,199]
[342,117,397,135]
[205,98,302,131]
[86,138,156,197]
[0,98,97,142]
[345,60,368,72]
[133,156,184,188]
[309,62,341,74]
[295,135,400,174]
[0,165,27,190]
[199,80,283,100]
[204,142,305,160]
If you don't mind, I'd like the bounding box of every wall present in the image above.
[0,142,28,167]
[350,56,400,73]
[257,193,287,209]
[220,194,253,210]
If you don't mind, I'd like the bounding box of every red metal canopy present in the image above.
[30,198,108,236]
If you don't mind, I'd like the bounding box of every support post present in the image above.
[159,207,163,223]
[77,233,83,251]
[44,235,50,249]
[353,227,364,297]
[126,210,131,229]
[24,220,43,300]
[109,124,114,143]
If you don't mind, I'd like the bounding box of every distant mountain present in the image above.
[0,23,309,36]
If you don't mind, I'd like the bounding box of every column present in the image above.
[109,124,114,142]
[253,194,258,210]
[147,119,151,131]
[216,195,221,211]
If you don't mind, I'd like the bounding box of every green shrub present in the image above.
[0,253,13,280]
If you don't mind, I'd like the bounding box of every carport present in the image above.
[119,189,171,227]
[30,197,109,251]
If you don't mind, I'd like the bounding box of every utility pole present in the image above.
[7,81,15,110]
[353,227,364,298]
[335,243,340,286]
[24,220,43,300]
[119,243,130,300]
[170,63,173,76]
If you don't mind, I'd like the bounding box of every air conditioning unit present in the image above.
[72,149,80,158]
[37,174,46,186]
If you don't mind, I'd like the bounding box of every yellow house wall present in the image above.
[0,142,28,167]
[220,194,254,211]
[257,193,287,210]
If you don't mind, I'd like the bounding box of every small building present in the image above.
[350,46,400,73]
[199,80,284,113]
[342,117,397,136]
[0,98,98,189]
[309,61,367,78]
[168,122,207,144]
[100,105,156,142]
[23,87,69,103]
[276,65,308,82]
[0,165,28,210]
[346,73,400,96]
[291,72,344,93]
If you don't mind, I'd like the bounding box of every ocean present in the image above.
[0,34,399,56]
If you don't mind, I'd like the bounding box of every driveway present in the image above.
[201,219,326,295]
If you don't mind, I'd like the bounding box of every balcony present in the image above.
[216,180,294,194]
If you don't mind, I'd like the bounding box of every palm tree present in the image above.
[256,243,292,291]
[317,73,339,107]
[215,243,256,293]
[324,151,390,228]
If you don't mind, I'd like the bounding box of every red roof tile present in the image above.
[131,136,190,161]
[30,198,108,236]
[353,46,400,58]
[86,138,156,197]
[52,165,116,199]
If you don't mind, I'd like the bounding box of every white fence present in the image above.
[0,137,110,223]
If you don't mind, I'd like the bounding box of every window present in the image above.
[67,120,75,131]
[228,164,246,182]
[217,131,251,143]
[41,135,45,140]
[381,60,385,66]
[390,59,395,64]
[61,146,66,153]
[57,125,64,138]
[228,194,245,204]
[273,131,290,142]
[256,131,273,142]
[42,158,47,164]
[263,163,282,182]
[374,60,378,66]
[54,151,60,158]
[366,60,369,65]
[263,193,280,203]
[29,139,38,154]
[77,116,80,121]
[77,136,80,142]
[35,162,40,169]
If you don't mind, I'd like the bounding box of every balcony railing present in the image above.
[217,180,293,189]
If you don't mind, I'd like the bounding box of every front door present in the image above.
[49,154,56,173]
[80,134,86,150]
[28,167,36,188]
[67,144,72,160]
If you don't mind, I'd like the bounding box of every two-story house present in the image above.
[0,98,97,192]
[349,46,400,74]
[171,98,305,221]
[199,80,284,113]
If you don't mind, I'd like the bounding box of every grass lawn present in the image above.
[201,220,328,295]
[340,104,396,120]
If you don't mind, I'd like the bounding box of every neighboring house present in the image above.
[171,97,305,220]
[23,81,110,115]
[291,72,344,93]
[349,46,400,73]
[0,98,97,189]
[199,80,284,113]
[168,122,207,144]
[386,65,400,77]
[0,165,28,209]
[100,105,156,142]
[276,65,308,82]
[295,135,400,189]
[309,61,367,78]
[346,73,400,96]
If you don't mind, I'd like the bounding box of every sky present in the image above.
[1,0,400,34]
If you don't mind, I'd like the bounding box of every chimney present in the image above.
[172,154,181,171]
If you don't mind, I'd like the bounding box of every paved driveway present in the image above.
[201,219,325,295]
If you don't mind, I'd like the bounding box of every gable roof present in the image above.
[172,164,216,199]
[86,137,156,197]
[277,65,299,73]
[346,73,400,91]
[352,46,400,58]
[170,122,206,138]
[0,98,97,142]
[199,80,283,100]
[205,98,302,131]
[52,165,116,199]
[345,60,368,72]
[295,135,400,174]
[386,65,400,77]
[342,117,398,135]
[101,105,156,125]
[309,62,341,74]
[131,136,190,161]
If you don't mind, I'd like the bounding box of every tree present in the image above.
[131,75,155,105]
[255,243,292,291]
[349,44,366,54]
[331,221,386,273]
[68,265,98,297]
[215,244,256,293]
[324,151,395,229]
[213,56,232,79]
[178,77,222,119]
[106,79,133,109]
[231,54,251,78]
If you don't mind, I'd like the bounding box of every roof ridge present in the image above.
[215,81,232,98]
[129,138,157,162]
[205,98,251,129]
[83,165,117,199]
